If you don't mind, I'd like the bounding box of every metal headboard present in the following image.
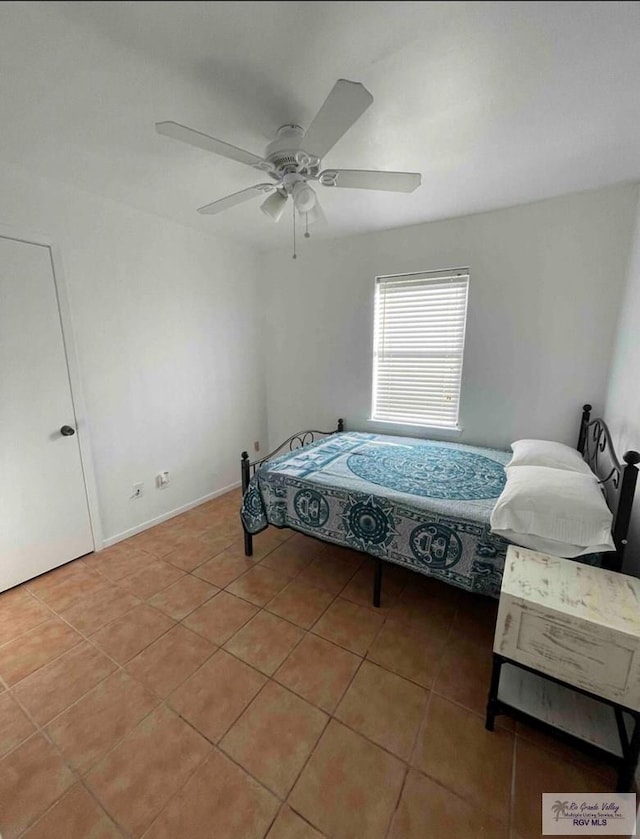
[241,419,344,486]
[240,419,344,556]
[577,404,640,570]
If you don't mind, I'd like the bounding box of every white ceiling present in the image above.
[0,1,639,250]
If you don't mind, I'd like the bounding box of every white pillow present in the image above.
[490,465,615,558]
[506,439,594,476]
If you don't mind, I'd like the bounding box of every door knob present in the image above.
[60,425,76,436]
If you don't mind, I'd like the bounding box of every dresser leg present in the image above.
[373,557,383,608]
[617,714,640,792]
[485,655,502,732]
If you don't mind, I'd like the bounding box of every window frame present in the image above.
[370,267,470,432]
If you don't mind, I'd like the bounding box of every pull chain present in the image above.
[292,201,297,260]
[304,212,310,239]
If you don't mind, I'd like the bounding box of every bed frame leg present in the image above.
[241,451,253,557]
[577,403,592,454]
[373,557,383,608]
[611,450,640,571]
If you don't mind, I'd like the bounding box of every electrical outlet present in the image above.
[254,441,260,452]
[157,471,170,488]
[131,482,144,499]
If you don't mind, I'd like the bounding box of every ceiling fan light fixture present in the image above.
[260,190,287,222]
[304,203,324,226]
[292,181,317,213]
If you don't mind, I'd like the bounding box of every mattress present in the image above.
[241,431,512,597]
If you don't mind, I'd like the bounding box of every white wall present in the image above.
[261,184,639,452]
[604,192,640,574]
[0,160,265,546]
[4,160,637,559]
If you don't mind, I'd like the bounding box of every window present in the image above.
[371,269,469,429]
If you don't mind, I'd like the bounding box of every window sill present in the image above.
[367,418,463,437]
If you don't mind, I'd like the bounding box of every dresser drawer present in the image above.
[494,597,640,710]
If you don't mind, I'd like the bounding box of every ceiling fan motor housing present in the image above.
[265,125,320,178]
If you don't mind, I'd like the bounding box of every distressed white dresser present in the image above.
[486,545,640,792]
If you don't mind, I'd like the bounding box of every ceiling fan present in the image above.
[156,79,421,231]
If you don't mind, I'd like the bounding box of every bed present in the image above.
[240,405,639,606]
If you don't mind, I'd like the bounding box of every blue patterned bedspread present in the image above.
[241,432,512,597]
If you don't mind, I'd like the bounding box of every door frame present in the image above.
[0,223,103,550]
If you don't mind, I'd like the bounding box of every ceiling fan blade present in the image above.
[319,169,421,193]
[302,79,373,160]
[197,184,274,215]
[156,121,272,171]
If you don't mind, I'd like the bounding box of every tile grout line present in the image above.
[384,754,413,839]
[275,584,507,837]
[12,567,227,837]
[382,654,437,839]
[160,664,334,830]
[275,593,430,832]
[76,542,352,833]
[1,592,88,688]
[217,676,331,799]
[16,773,128,839]
[6,661,130,839]
[170,653,265,746]
[153,571,426,836]
[305,594,387,659]
[37,638,217,837]
[173,709,285,803]
[3,494,612,839]
[401,595,512,835]
[279,653,371,829]
[0,495,248,834]
[131,725,213,839]
[4,582,194,791]
[407,677,435,771]
[3,555,480,756]
[101,546,454,784]
[4,594,164,763]
[0,601,61,651]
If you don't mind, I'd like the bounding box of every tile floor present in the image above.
[0,488,623,839]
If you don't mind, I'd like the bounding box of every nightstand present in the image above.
[485,545,640,792]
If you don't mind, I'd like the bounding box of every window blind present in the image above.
[372,270,469,428]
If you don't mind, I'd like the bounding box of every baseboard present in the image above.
[99,479,241,550]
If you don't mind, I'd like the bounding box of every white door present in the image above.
[0,234,94,591]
